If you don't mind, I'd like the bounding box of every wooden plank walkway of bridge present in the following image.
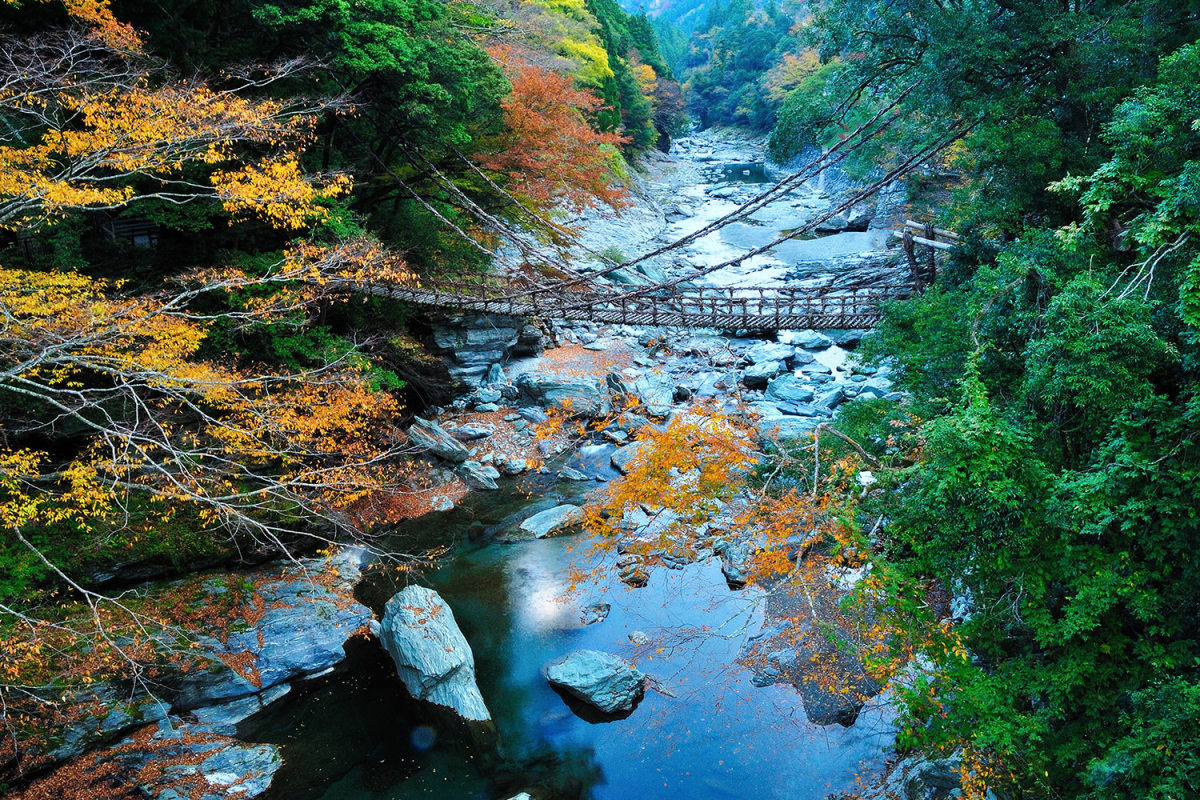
[364,276,915,330]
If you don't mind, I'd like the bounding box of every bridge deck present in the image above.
[364,278,911,330]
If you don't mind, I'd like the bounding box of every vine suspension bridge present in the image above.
[376,221,956,330]
[370,101,972,330]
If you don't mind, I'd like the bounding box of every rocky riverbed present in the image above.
[20,129,926,800]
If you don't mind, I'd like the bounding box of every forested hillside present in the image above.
[762,2,1200,797]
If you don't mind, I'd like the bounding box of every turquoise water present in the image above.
[243,467,895,800]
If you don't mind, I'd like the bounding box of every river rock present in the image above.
[580,602,611,625]
[377,586,491,721]
[828,329,866,348]
[407,418,470,463]
[144,739,283,800]
[815,386,846,413]
[743,360,783,388]
[519,504,583,538]
[783,329,834,350]
[775,400,820,416]
[713,539,752,589]
[451,423,494,441]
[853,751,963,800]
[544,650,645,713]
[745,341,796,364]
[431,315,522,386]
[559,466,591,481]
[765,374,814,404]
[633,375,674,417]
[758,416,818,442]
[174,559,372,710]
[611,440,652,474]
[459,461,500,490]
[485,363,507,385]
[515,372,610,417]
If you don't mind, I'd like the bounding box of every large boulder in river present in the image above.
[544,650,645,713]
[407,417,470,463]
[765,374,815,404]
[377,586,491,722]
[515,372,610,417]
[174,557,372,710]
[520,504,583,538]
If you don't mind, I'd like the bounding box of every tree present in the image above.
[478,44,628,213]
[0,6,424,771]
[0,28,349,232]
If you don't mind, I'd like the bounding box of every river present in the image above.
[241,129,899,800]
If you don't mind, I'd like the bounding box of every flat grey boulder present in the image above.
[516,373,610,417]
[765,374,814,404]
[520,504,583,538]
[545,650,645,713]
[742,360,783,388]
[407,418,470,463]
[784,329,834,350]
[745,341,795,364]
[377,586,491,721]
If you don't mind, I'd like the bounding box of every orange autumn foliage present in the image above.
[558,400,971,736]
[480,45,628,212]
[2,0,141,50]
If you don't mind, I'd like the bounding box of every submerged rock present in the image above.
[377,586,491,722]
[519,504,583,538]
[545,650,645,713]
[580,601,611,625]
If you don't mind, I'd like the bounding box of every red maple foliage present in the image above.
[480,45,629,212]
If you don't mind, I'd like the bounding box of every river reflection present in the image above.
[246,516,895,800]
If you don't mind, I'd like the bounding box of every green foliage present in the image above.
[256,0,509,151]
[681,0,798,131]
[798,11,1200,795]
